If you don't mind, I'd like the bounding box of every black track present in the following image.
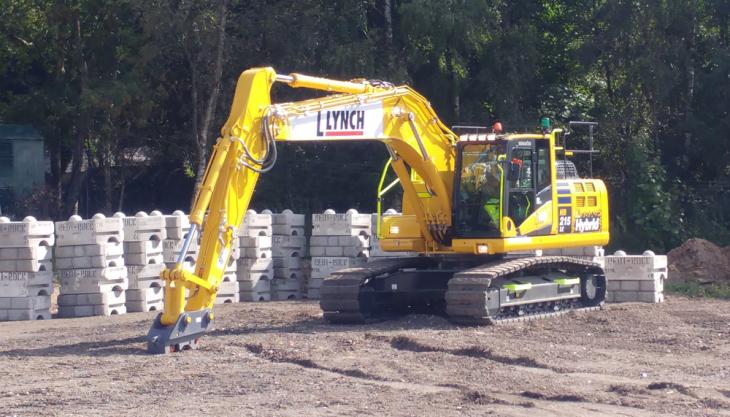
[319,255,606,325]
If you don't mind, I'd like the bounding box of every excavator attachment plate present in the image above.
[146,309,213,354]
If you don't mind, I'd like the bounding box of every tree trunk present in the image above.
[118,178,125,213]
[384,0,393,73]
[103,142,112,215]
[192,0,229,201]
[63,10,89,217]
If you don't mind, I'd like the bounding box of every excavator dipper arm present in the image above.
[146,67,457,353]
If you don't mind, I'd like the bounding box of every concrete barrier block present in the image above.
[163,238,199,255]
[241,212,272,227]
[273,248,304,259]
[337,235,369,247]
[239,212,273,237]
[125,286,163,301]
[272,278,300,292]
[311,257,367,279]
[604,255,668,279]
[214,295,237,304]
[272,234,305,249]
[126,286,164,312]
[216,277,239,303]
[124,240,163,256]
[308,277,324,290]
[124,253,164,266]
[0,246,52,261]
[272,225,305,236]
[607,280,622,292]
[238,276,271,291]
[164,212,191,240]
[237,270,272,284]
[309,236,329,246]
[239,236,272,249]
[273,256,303,269]
[639,275,664,292]
[324,246,345,257]
[0,271,54,297]
[0,295,51,310]
[56,242,124,258]
[122,213,167,242]
[237,258,274,273]
[612,291,639,302]
[312,211,372,236]
[309,246,326,257]
[306,288,321,299]
[58,303,126,317]
[59,266,128,294]
[165,258,196,273]
[272,290,300,300]
[58,289,125,307]
[272,211,305,226]
[56,254,124,270]
[310,235,368,249]
[163,250,198,264]
[274,267,302,280]
[125,298,163,313]
[0,217,55,248]
[127,263,165,289]
[0,308,51,321]
[241,247,272,260]
[636,291,664,303]
[619,280,641,291]
[0,258,52,272]
[238,291,271,302]
[55,215,123,246]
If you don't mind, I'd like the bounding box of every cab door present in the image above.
[504,139,553,236]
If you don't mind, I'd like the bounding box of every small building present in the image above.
[0,124,45,195]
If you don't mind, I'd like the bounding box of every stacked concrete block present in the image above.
[237,210,273,301]
[369,210,414,259]
[122,211,166,312]
[55,214,128,317]
[308,209,371,299]
[270,210,307,300]
[0,216,54,320]
[215,236,240,305]
[163,211,198,273]
[309,256,366,299]
[605,251,667,303]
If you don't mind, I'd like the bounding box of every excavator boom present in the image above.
[147,68,462,353]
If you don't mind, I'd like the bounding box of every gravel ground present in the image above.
[1,296,729,417]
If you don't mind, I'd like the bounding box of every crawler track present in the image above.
[446,256,605,324]
[320,255,606,325]
[320,257,433,323]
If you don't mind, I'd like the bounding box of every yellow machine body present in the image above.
[156,67,609,330]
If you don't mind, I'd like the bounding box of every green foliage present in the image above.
[0,0,727,251]
[665,281,730,300]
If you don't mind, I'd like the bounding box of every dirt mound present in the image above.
[667,238,730,284]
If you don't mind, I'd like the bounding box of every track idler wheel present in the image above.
[580,273,606,306]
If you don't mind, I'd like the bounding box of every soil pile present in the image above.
[667,238,730,284]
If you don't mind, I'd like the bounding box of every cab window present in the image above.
[455,143,504,237]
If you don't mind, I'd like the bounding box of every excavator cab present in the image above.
[452,132,554,240]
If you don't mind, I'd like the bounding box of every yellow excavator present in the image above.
[146,67,609,353]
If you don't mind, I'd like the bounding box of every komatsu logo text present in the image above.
[316,110,365,137]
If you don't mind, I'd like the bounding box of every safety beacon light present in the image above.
[540,117,551,132]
